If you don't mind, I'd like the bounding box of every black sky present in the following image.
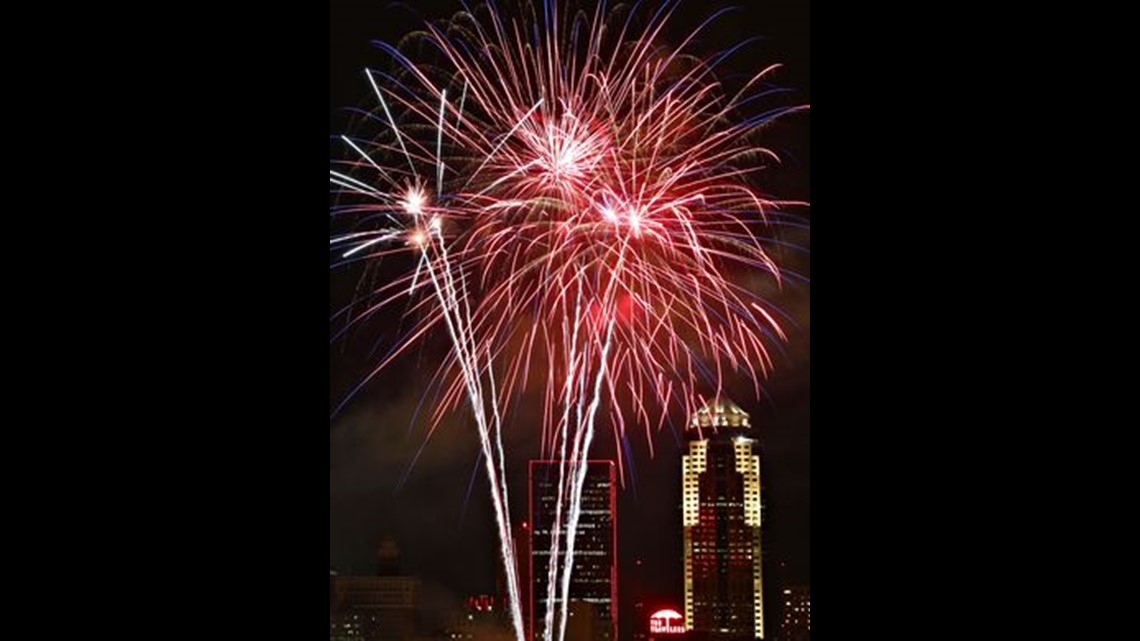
[329,0,810,628]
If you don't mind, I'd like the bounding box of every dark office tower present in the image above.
[682,399,765,638]
[778,586,809,641]
[530,460,618,641]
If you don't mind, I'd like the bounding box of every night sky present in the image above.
[329,0,810,629]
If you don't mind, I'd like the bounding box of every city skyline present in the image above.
[330,387,809,633]
[329,0,810,634]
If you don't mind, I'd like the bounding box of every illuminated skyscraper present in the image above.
[530,460,617,641]
[682,399,765,638]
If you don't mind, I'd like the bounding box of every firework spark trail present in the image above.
[543,388,575,641]
[556,316,616,641]
[551,238,629,641]
[541,290,581,641]
[427,221,527,641]
[419,237,527,641]
[541,288,605,641]
[540,238,628,641]
[414,139,528,641]
[332,90,527,641]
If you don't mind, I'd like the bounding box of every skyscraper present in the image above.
[530,460,618,641]
[682,399,765,638]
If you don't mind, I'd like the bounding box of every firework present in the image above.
[331,2,807,640]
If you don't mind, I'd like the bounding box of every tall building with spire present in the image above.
[682,399,765,638]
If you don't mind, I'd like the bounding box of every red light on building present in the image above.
[649,609,684,635]
[466,594,495,612]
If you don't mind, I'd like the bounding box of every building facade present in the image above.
[330,575,420,641]
[778,586,809,641]
[450,595,514,641]
[529,460,617,641]
[330,539,421,641]
[682,399,765,638]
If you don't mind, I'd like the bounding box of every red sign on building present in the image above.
[650,609,685,635]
